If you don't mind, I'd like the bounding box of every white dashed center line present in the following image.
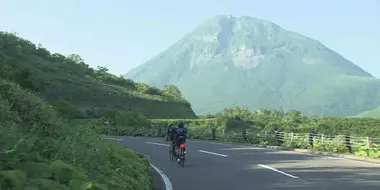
[146,142,170,147]
[198,150,228,157]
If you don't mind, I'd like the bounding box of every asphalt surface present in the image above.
[107,136,380,190]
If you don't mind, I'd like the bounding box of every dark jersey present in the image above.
[167,125,176,141]
[175,127,187,137]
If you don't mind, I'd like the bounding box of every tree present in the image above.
[135,82,162,95]
[36,43,50,58]
[67,54,85,64]
[162,84,182,99]
[97,66,109,73]
[51,53,66,63]
[216,106,251,120]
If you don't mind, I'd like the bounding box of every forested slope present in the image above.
[0,32,197,119]
[0,75,152,189]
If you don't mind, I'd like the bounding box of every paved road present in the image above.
[107,136,380,190]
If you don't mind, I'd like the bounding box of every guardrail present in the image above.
[189,128,380,158]
[100,126,380,159]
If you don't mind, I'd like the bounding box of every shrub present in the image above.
[0,78,152,190]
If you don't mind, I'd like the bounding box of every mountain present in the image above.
[355,106,380,118]
[0,31,196,119]
[125,15,380,117]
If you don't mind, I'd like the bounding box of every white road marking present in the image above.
[106,137,124,141]
[150,164,173,190]
[258,164,299,179]
[198,150,228,157]
[220,147,262,151]
[146,142,170,147]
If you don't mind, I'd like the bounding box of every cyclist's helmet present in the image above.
[178,121,185,128]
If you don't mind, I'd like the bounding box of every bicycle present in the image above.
[168,142,186,167]
[175,142,186,167]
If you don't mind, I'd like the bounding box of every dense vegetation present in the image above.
[0,78,152,189]
[126,15,380,117]
[0,31,196,119]
[92,106,380,158]
[215,107,380,136]
[355,106,380,118]
[0,31,200,189]
[148,106,380,137]
[90,104,380,142]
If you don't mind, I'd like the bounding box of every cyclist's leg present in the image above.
[169,141,173,152]
[171,141,175,154]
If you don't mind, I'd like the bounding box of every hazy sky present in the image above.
[1,0,379,77]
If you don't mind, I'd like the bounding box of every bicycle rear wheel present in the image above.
[179,149,185,167]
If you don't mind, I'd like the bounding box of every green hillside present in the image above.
[0,77,152,189]
[125,15,380,117]
[355,106,380,118]
[0,32,196,119]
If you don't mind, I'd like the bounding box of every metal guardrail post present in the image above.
[308,133,314,148]
[345,134,352,154]
[290,132,294,143]
[321,134,324,145]
[366,137,370,149]
[274,131,279,143]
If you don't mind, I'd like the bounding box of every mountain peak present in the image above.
[203,14,282,32]
[176,15,323,70]
[125,15,377,117]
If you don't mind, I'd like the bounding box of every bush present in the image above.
[0,31,196,119]
[0,78,152,190]
[112,115,380,159]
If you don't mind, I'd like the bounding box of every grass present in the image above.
[0,77,152,190]
[0,31,197,119]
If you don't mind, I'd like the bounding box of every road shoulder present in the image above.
[150,164,171,190]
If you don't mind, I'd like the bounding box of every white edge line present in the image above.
[146,142,170,147]
[150,164,173,190]
[106,137,124,141]
[258,164,299,179]
[198,150,228,157]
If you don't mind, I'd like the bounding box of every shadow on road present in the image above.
[109,136,380,190]
[226,147,380,189]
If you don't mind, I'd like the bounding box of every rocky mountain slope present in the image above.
[125,15,380,117]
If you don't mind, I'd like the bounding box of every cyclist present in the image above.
[166,124,176,154]
[166,124,175,142]
[173,121,187,161]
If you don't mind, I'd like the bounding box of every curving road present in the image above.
[107,136,380,190]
